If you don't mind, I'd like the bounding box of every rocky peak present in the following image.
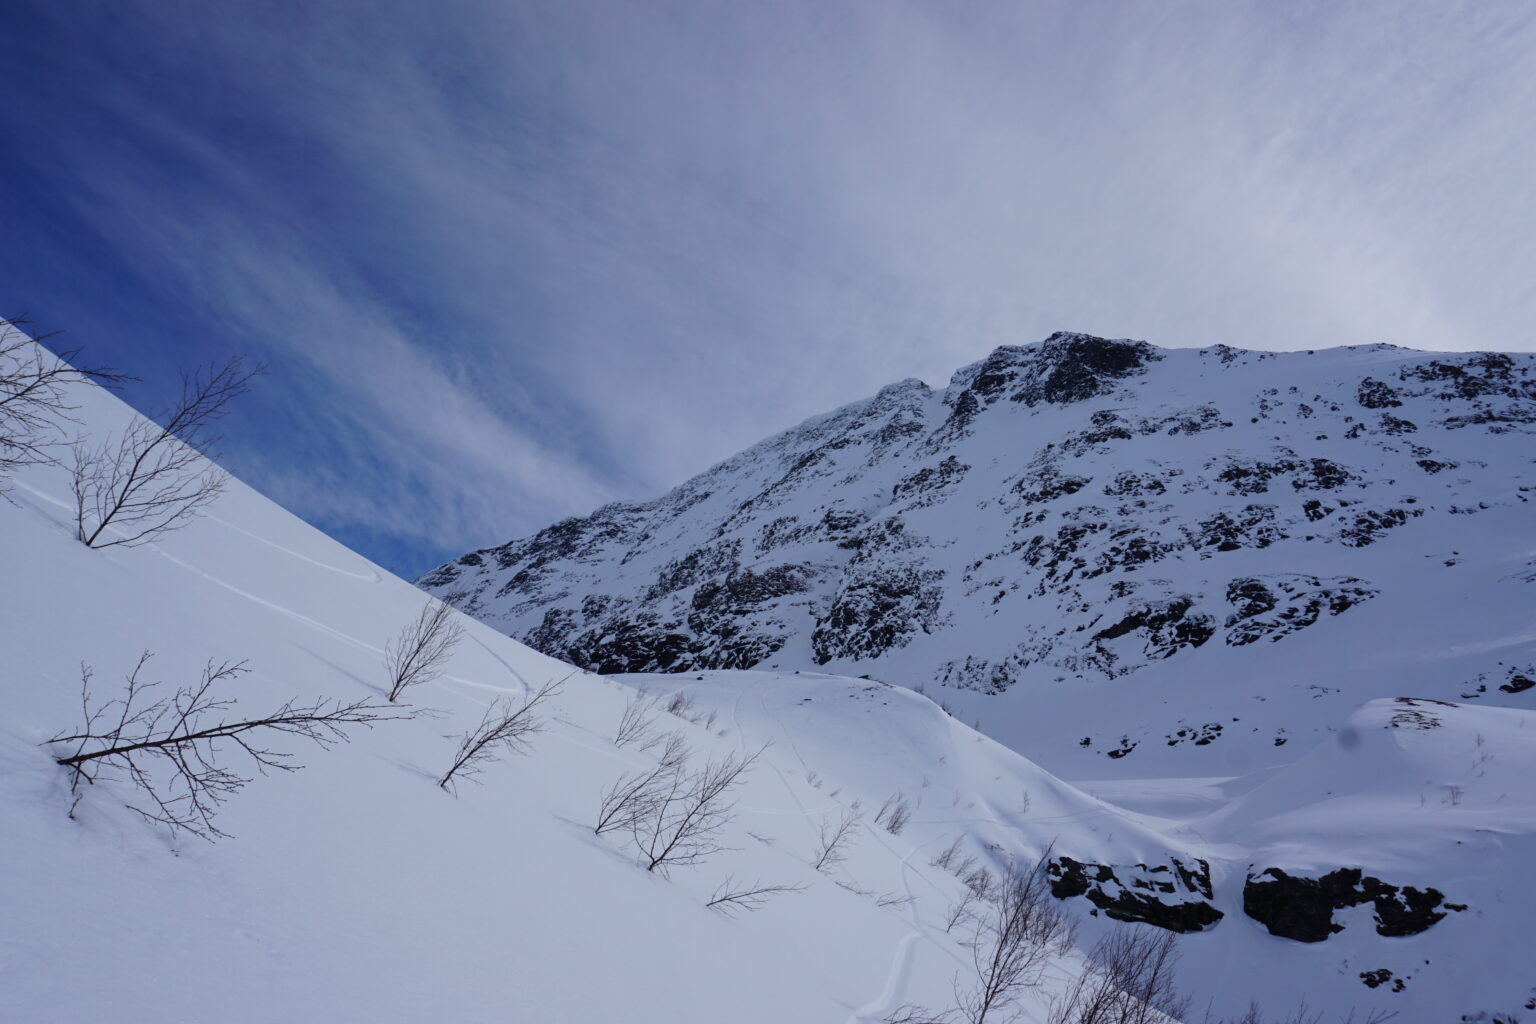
[947,332,1161,412]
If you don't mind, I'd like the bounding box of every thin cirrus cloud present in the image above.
[0,0,1532,575]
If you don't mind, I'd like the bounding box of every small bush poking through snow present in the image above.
[812,808,861,872]
[437,678,563,793]
[48,650,410,841]
[875,792,914,835]
[612,692,664,750]
[385,599,466,703]
[705,876,807,918]
[595,741,764,875]
[71,356,258,550]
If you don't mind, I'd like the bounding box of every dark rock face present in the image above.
[1013,333,1162,407]
[1091,596,1215,659]
[1389,696,1455,730]
[1224,575,1378,646]
[1359,968,1406,992]
[1190,505,1286,552]
[812,565,946,663]
[1358,377,1403,409]
[1243,867,1463,942]
[1335,506,1423,547]
[955,333,1161,413]
[1048,855,1221,932]
[1213,453,1357,496]
[692,564,814,613]
[1499,671,1534,694]
[893,455,970,505]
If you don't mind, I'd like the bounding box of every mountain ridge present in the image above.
[420,332,1536,779]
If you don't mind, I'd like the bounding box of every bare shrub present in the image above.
[437,679,562,792]
[812,808,861,872]
[1047,925,1187,1024]
[630,745,763,874]
[384,599,466,702]
[875,792,915,834]
[47,651,408,840]
[613,691,664,750]
[963,864,995,899]
[957,854,1076,1024]
[945,887,981,933]
[593,732,690,835]
[804,768,823,789]
[886,1007,953,1024]
[877,891,916,909]
[932,835,966,871]
[666,691,698,720]
[72,357,258,548]
[1200,1004,1397,1024]
[0,319,127,478]
[705,876,807,917]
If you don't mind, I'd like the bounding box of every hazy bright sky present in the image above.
[2,1,1533,575]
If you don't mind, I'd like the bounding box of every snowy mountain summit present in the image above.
[422,333,1536,775]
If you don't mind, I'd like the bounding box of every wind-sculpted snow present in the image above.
[622,672,1536,1020]
[424,333,1536,778]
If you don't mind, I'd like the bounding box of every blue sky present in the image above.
[2,1,1533,577]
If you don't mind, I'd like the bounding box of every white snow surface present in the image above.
[4,351,1535,1021]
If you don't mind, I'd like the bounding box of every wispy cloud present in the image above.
[3,0,1533,572]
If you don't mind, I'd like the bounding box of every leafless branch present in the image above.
[812,808,862,872]
[46,651,410,841]
[945,886,982,933]
[613,691,665,750]
[875,791,915,834]
[437,678,563,792]
[705,875,807,917]
[963,864,996,900]
[385,599,465,702]
[884,1007,957,1024]
[630,744,763,874]
[71,356,259,548]
[1199,1003,1397,1024]
[0,318,129,478]
[958,852,1076,1024]
[1047,924,1186,1024]
[594,732,690,835]
[932,835,967,871]
[666,691,699,720]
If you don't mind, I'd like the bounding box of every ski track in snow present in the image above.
[848,826,970,1024]
[204,513,383,582]
[848,930,921,1024]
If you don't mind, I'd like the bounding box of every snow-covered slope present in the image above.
[631,671,1536,1019]
[420,334,1536,781]
[0,375,1083,1022]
